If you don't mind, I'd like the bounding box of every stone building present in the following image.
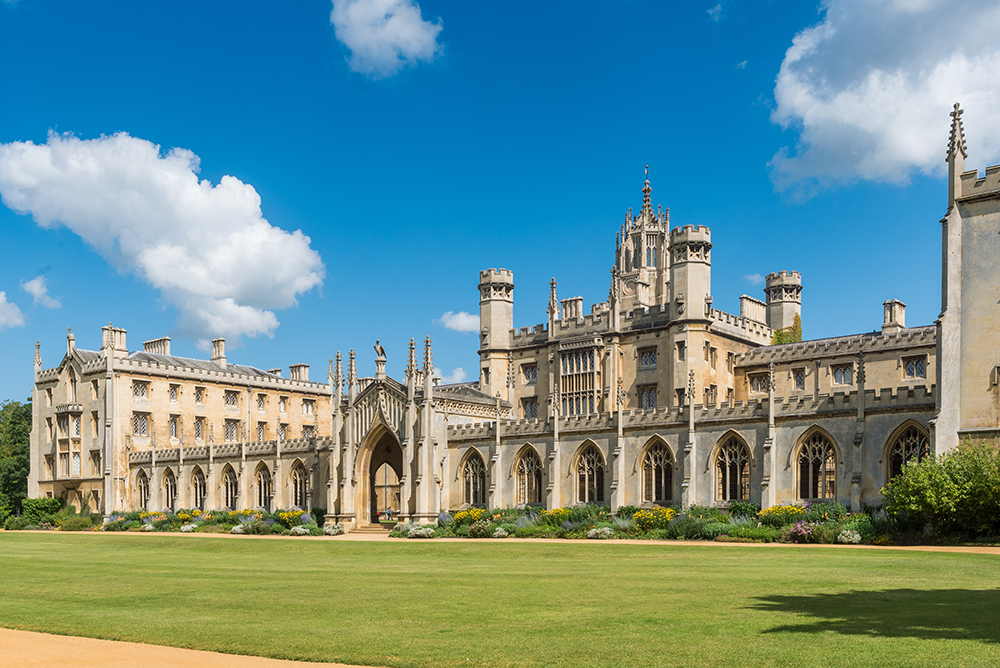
[27,106,998,527]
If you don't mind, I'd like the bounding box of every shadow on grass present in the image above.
[751,589,1000,643]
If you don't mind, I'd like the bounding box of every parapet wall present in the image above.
[739,325,935,366]
[959,164,1000,201]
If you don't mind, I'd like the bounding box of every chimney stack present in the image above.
[882,299,906,335]
[143,337,171,355]
[211,338,227,368]
[289,363,309,382]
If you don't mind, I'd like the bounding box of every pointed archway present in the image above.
[356,425,404,525]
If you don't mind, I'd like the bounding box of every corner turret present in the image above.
[478,268,514,397]
[764,271,802,333]
[668,225,712,320]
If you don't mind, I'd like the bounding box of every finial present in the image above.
[34,341,41,367]
[947,102,968,160]
[407,337,417,374]
[641,166,652,214]
[334,352,343,389]
[423,336,433,373]
[347,349,357,384]
[328,356,334,377]
[548,277,558,316]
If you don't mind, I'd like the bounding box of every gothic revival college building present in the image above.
[28,107,1000,527]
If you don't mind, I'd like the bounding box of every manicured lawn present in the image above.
[1,534,998,667]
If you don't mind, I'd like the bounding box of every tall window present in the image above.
[224,420,240,443]
[516,450,542,505]
[192,468,207,510]
[642,442,673,504]
[195,387,205,404]
[716,437,750,501]
[640,348,656,369]
[560,349,598,416]
[133,381,148,400]
[292,464,308,508]
[676,342,686,361]
[257,422,266,442]
[223,467,238,510]
[522,398,538,419]
[256,466,272,511]
[302,399,315,416]
[169,416,178,439]
[576,445,605,504]
[137,470,149,509]
[132,413,148,437]
[639,386,657,411]
[522,364,537,382]
[794,369,806,390]
[225,390,239,408]
[798,432,837,500]
[463,451,487,506]
[163,469,177,512]
[257,394,266,412]
[194,418,204,441]
[888,425,930,481]
[169,384,179,402]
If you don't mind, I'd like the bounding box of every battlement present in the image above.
[479,268,514,284]
[669,224,711,244]
[126,437,331,465]
[557,310,607,334]
[511,324,549,346]
[708,308,773,344]
[765,270,802,286]
[958,164,1000,201]
[738,324,935,365]
[110,355,329,392]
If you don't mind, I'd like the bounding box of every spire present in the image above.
[947,102,968,210]
[347,349,357,384]
[422,336,432,374]
[406,337,417,376]
[947,102,968,161]
[328,356,334,380]
[641,165,652,216]
[334,352,343,397]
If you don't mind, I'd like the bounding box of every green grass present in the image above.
[1,534,999,667]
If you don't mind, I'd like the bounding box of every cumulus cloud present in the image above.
[770,0,1000,193]
[435,310,480,333]
[433,367,467,384]
[331,0,443,78]
[20,275,61,309]
[0,132,324,344]
[0,292,25,330]
[743,273,765,285]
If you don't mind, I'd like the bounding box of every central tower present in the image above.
[614,168,670,312]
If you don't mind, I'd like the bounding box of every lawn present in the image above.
[0,534,998,667]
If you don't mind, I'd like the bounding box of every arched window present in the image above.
[292,464,308,509]
[223,466,238,511]
[463,451,487,506]
[136,470,149,509]
[516,449,542,505]
[888,424,930,481]
[798,432,837,500]
[716,437,750,501]
[163,469,177,512]
[577,444,605,504]
[643,441,673,504]
[192,467,206,511]
[256,466,272,512]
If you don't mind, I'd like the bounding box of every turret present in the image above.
[764,271,802,332]
[478,268,514,397]
[668,225,712,320]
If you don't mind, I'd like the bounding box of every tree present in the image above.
[0,399,32,520]
[771,314,803,345]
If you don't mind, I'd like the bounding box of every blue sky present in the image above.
[2,0,999,402]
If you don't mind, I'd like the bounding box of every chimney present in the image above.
[289,363,309,382]
[101,323,129,359]
[66,327,76,355]
[267,368,282,377]
[739,295,766,324]
[143,336,171,355]
[882,299,906,335]
[211,338,227,368]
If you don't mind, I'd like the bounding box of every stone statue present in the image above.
[374,339,386,360]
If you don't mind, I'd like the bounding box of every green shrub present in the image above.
[811,522,841,544]
[4,515,30,531]
[513,524,560,538]
[882,440,1000,537]
[665,515,708,540]
[727,501,760,518]
[726,525,780,542]
[22,497,62,524]
[700,522,732,539]
[804,501,849,523]
[616,505,640,519]
[688,505,726,523]
[758,504,806,528]
[59,516,94,531]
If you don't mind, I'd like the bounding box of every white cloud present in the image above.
[743,273,765,285]
[707,4,723,21]
[20,275,61,309]
[330,0,443,78]
[735,60,747,70]
[433,367,467,384]
[770,0,1000,193]
[435,310,480,333]
[0,132,324,344]
[0,292,25,330]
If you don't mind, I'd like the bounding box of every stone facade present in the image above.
[27,107,996,526]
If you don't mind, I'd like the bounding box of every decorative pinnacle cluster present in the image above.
[948,102,968,160]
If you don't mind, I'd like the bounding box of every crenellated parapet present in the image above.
[668,225,712,262]
[958,164,1000,202]
[738,324,935,366]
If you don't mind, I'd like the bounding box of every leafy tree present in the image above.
[771,314,803,345]
[881,440,1000,537]
[0,399,32,520]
